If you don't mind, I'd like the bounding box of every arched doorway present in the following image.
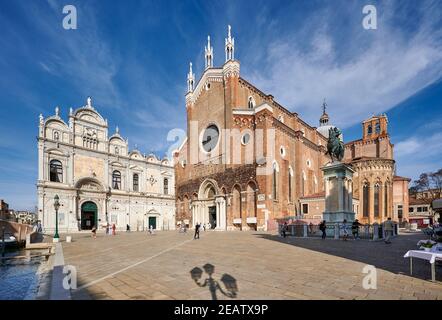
[246,182,257,231]
[232,185,242,230]
[81,201,97,230]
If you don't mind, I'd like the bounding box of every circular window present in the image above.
[280,146,286,157]
[307,159,311,167]
[241,133,251,145]
[201,124,219,152]
[205,83,211,90]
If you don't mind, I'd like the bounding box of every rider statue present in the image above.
[326,127,344,162]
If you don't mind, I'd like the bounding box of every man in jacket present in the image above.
[384,217,394,244]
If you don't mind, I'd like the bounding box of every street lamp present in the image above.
[53,194,60,242]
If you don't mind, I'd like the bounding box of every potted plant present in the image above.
[418,240,436,252]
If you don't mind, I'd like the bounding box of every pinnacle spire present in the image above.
[205,35,213,69]
[187,62,195,93]
[225,25,235,62]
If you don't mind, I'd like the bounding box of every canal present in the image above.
[0,249,47,300]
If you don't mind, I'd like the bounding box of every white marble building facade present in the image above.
[37,98,175,233]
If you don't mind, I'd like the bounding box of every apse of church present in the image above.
[37,98,176,233]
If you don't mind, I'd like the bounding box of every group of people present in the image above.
[321,218,395,243]
[284,217,396,244]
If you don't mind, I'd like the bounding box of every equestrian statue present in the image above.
[326,127,344,162]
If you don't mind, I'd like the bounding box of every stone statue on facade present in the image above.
[326,127,344,162]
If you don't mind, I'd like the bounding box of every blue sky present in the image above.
[0,0,441,210]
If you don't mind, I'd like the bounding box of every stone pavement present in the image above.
[59,230,442,300]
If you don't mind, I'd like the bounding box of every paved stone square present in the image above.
[60,230,442,300]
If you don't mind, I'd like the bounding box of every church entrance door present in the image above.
[81,201,97,230]
[148,216,157,230]
[209,206,216,229]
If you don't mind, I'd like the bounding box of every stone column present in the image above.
[215,198,221,230]
[221,198,227,230]
[338,177,344,212]
[349,181,353,212]
[369,180,375,223]
[325,178,330,211]
[38,143,44,181]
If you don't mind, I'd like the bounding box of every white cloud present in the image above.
[396,132,442,158]
[246,2,442,128]
[395,132,442,179]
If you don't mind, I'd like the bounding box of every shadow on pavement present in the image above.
[190,263,238,300]
[254,233,442,282]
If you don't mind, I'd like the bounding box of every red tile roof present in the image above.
[394,175,411,181]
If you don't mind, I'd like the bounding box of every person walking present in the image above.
[342,219,349,241]
[91,225,97,239]
[194,223,200,239]
[126,224,130,232]
[352,219,362,239]
[112,223,116,236]
[319,220,327,239]
[149,225,154,235]
[282,222,288,238]
[384,217,394,244]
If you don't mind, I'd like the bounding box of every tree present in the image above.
[429,169,442,196]
[411,169,442,221]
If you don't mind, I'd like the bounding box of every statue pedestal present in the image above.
[321,162,355,234]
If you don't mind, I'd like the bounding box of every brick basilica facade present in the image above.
[174,26,409,231]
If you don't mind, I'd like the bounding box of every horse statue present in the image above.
[326,127,344,162]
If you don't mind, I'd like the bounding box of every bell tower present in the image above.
[362,114,388,141]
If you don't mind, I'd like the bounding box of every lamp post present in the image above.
[53,195,60,242]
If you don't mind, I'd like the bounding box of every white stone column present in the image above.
[191,205,195,228]
[38,143,44,181]
[338,177,343,212]
[348,181,353,212]
[325,178,330,211]
[215,199,220,229]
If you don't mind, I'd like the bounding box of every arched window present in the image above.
[248,96,255,109]
[375,122,381,134]
[112,171,121,190]
[49,160,63,182]
[367,125,372,135]
[272,163,278,200]
[363,182,369,217]
[115,146,119,155]
[374,183,380,217]
[384,181,388,217]
[133,173,139,192]
[163,178,169,195]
